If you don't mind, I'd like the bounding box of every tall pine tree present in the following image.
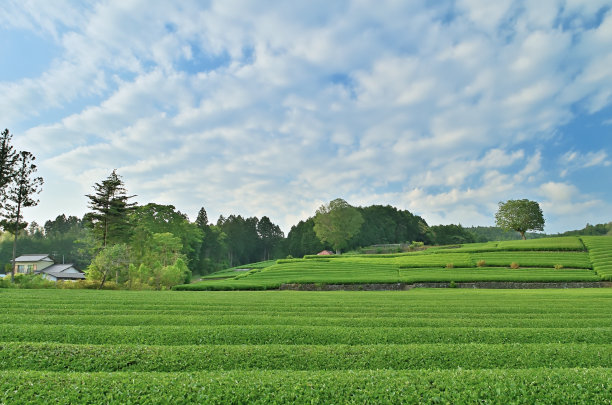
[257,216,284,261]
[1,151,43,283]
[85,170,136,248]
[0,129,18,209]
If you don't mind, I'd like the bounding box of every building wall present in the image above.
[41,273,58,281]
[15,260,53,274]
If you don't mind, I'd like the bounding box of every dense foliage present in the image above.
[313,198,364,254]
[0,289,610,403]
[561,221,612,236]
[495,199,545,240]
[287,204,431,257]
[84,170,136,248]
[466,226,547,241]
[429,224,476,245]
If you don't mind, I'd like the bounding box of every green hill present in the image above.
[175,236,612,290]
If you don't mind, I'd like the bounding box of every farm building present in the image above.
[13,254,85,281]
[317,250,335,255]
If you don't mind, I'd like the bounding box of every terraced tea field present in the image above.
[181,236,609,291]
[0,288,610,403]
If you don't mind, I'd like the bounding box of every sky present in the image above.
[1,0,611,235]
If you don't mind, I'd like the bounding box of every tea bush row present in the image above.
[582,236,612,280]
[0,342,610,372]
[468,251,592,269]
[181,265,598,290]
[1,323,610,345]
[1,368,610,404]
[5,311,611,328]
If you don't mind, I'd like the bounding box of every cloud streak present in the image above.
[1,1,611,234]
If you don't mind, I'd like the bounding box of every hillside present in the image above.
[176,236,612,291]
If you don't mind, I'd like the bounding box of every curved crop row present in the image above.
[581,236,612,280]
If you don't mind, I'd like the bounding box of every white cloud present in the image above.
[540,181,577,202]
[5,0,612,235]
[559,149,610,177]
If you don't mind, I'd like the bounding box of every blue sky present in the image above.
[1,0,611,234]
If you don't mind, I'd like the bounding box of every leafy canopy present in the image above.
[313,198,364,254]
[495,199,545,240]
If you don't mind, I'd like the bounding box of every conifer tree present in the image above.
[0,129,18,209]
[1,151,43,283]
[85,170,136,247]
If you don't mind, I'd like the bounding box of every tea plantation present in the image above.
[0,288,611,403]
[178,236,611,291]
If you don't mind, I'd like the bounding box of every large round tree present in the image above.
[313,198,364,254]
[494,199,545,240]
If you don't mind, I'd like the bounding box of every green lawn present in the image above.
[0,288,610,403]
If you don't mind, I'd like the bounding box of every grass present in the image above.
[0,288,610,403]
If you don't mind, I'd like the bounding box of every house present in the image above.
[38,263,85,281]
[14,254,54,273]
[13,254,85,281]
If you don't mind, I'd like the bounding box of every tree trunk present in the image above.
[520,231,526,240]
[98,267,110,289]
[10,229,17,284]
[10,203,21,284]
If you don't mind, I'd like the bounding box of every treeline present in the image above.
[3,168,609,289]
[286,205,431,257]
[466,222,612,242]
[559,222,612,237]
[466,226,548,242]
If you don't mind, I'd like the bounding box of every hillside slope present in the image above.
[177,236,611,291]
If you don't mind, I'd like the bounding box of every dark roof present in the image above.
[38,264,85,280]
[45,271,85,280]
[42,264,78,273]
[15,254,53,262]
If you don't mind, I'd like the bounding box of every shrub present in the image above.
[554,264,564,270]
[449,280,457,288]
[510,262,520,269]
[477,260,486,267]
[445,263,454,269]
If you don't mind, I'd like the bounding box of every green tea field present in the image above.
[179,236,612,291]
[0,288,610,403]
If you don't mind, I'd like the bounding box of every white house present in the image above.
[13,254,85,281]
[14,254,54,273]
